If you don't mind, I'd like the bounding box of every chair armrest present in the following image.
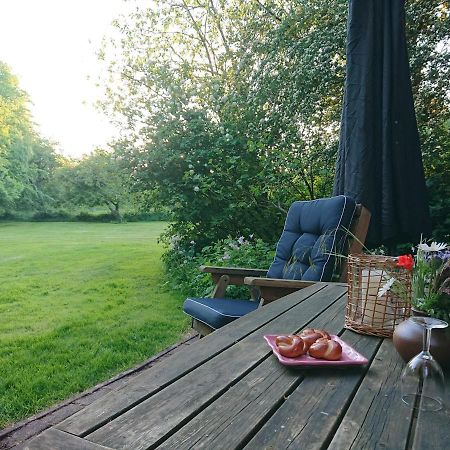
[244,277,316,289]
[200,265,268,287]
[244,277,317,305]
[200,266,268,277]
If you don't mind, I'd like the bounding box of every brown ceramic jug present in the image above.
[393,311,450,370]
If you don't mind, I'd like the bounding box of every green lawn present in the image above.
[0,221,189,429]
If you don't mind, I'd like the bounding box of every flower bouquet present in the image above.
[381,241,450,321]
[409,242,449,320]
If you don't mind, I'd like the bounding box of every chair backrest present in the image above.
[266,195,370,282]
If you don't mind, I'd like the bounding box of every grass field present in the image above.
[0,221,189,429]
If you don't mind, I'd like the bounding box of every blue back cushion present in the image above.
[266,195,357,282]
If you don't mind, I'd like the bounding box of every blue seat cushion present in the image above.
[183,297,259,330]
[267,195,356,281]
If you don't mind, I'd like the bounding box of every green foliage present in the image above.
[0,61,33,208]
[98,0,347,249]
[163,235,275,298]
[405,1,450,240]
[99,0,449,250]
[0,221,187,428]
[0,61,73,215]
[61,148,133,220]
[0,2,448,244]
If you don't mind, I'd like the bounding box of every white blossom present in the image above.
[417,242,448,252]
[378,277,396,297]
[193,186,200,192]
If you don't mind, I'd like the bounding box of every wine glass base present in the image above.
[401,393,443,412]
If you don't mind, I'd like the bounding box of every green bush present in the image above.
[122,211,170,222]
[75,211,119,222]
[31,209,72,221]
[163,235,275,299]
[0,209,73,222]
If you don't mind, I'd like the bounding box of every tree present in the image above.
[98,0,450,246]
[0,61,33,210]
[98,0,346,246]
[65,148,131,219]
[405,0,450,239]
[16,138,67,212]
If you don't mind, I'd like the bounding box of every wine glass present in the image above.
[400,316,448,411]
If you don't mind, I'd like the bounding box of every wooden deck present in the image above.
[22,283,450,449]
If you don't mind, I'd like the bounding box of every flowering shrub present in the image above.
[410,242,450,320]
[163,235,275,298]
[380,241,450,321]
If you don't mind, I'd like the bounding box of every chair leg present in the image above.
[192,319,215,337]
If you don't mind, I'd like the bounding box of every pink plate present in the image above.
[264,335,368,366]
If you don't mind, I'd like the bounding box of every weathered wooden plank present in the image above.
[20,428,113,450]
[57,283,334,436]
[156,296,348,450]
[58,283,343,437]
[86,285,347,449]
[410,375,450,450]
[325,339,414,450]
[243,331,381,450]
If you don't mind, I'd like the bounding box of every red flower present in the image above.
[397,254,414,271]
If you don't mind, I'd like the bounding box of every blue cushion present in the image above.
[183,297,259,330]
[266,195,356,281]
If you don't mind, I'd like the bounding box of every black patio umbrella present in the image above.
[333,0,431,247]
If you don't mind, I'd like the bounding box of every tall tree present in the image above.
[65,148,131,219]
[17,138,67,212]
[98,0,450,245]
[0,61,33,210]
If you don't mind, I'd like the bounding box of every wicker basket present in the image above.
[345,254,412,337]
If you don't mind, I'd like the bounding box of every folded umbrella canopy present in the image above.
[333,0,431,247]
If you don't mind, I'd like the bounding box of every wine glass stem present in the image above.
[423,325,432,354]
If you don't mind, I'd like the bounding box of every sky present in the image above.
[0,0,139,158]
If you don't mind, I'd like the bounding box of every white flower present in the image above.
[188,164,194,169]
[417,242,448,252]
[378,277,396,297]
[237,236,246,245]
[221,253,230,261]
[193,186,200,192]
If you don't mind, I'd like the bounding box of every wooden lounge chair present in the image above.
[183,195,371,336]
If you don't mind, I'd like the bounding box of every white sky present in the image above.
[0,0,140,158]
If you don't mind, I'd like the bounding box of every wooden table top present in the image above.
[23,283,450,450]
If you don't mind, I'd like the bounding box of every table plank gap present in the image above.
[85,286,346,449]
[57,283,336,437]
[407,375,450,450]
[242,332,381,450]
[153,297,348,450]
[326,339,415,450]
